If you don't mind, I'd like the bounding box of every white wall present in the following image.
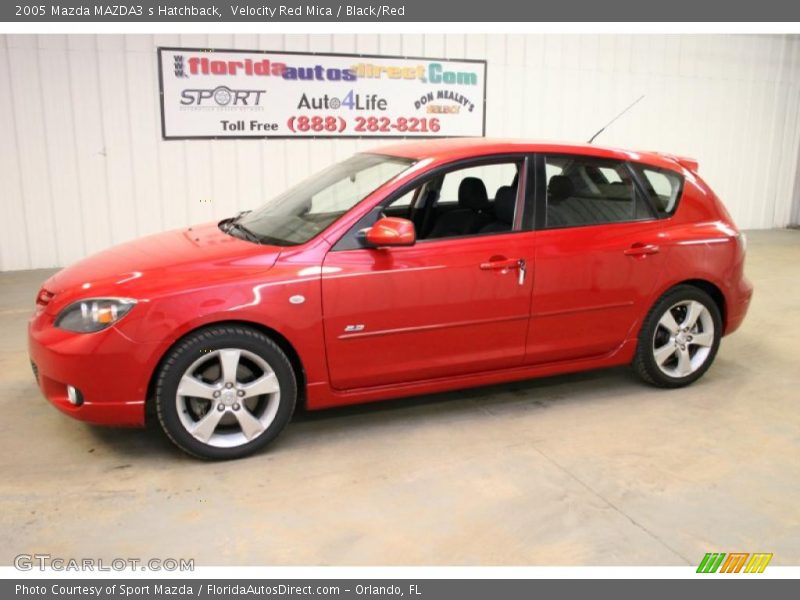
[793,158,800,226]
[2,33,800,271]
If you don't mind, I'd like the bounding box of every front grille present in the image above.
[30,361,39,384]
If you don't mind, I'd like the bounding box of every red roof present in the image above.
[369,138,691,173]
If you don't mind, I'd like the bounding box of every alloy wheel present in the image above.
[175,348,281,448]
[651,300,715,378]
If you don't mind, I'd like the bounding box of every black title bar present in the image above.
[4,578,798,600]
[4,0,800,22]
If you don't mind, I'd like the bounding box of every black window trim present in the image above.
[534,152,660,231]
[331,152,535,251]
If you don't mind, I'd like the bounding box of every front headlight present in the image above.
[55,298,137,333]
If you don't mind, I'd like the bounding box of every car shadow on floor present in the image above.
[294,365,641,422]
[80,365,650,461]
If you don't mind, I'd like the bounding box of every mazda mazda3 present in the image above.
[28,139,753,459]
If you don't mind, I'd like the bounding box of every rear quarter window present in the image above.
[634,165,684,217]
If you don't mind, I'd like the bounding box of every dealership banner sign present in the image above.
[158,48,486,139]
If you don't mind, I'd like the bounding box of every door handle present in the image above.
[480,258,527,285]
[480,258,522,270]
[624,243,660,257]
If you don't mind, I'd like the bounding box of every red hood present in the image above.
[41,222,281,315]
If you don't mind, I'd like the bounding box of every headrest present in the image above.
[548,175,574,203]
[494,186,516,224]
[458,177,489,210]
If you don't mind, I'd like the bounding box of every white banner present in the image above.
[157,47,486,139]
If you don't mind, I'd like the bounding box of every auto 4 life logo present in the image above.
[696,552,773,573]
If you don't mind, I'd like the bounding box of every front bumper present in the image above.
[28,313,158,427]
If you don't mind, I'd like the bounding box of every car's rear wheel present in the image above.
[155,325,296,460]
[633,285,722,388]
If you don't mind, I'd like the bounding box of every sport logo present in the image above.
[696,552,773,573]
[180,86,265,107]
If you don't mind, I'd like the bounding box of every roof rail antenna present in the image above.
[587,95,645,144]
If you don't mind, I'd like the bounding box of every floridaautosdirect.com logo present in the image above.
[172,54,480,86]
[696,552,773,573]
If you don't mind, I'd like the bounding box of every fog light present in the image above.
[66,385,84,406]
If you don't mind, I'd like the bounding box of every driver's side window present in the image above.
[333,159,524,251]
[381,188,418,219]
[386,160,522,241]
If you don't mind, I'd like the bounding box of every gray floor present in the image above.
[0,229,798,566]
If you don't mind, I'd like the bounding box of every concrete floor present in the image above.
[0,229,798,566]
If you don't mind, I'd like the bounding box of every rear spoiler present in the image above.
[653,152,699,173]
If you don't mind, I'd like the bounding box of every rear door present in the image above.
[321,156,536,390]
[525,154,669,364]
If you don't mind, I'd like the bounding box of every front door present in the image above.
[321,157,535,390]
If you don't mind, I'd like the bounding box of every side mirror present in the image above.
[365,217,416,248]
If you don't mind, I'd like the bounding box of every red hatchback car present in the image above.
[29,139,753,459]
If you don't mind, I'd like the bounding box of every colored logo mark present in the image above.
[697,552,773,573]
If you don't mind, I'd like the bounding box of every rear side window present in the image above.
[544,156,653,229]
[633,165,684,217]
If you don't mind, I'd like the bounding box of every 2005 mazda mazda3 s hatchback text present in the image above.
[29,139,753,459]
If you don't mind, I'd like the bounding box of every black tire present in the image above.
[155,325,297,460]
[633,285,722,388]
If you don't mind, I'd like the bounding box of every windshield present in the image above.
[233,153,414,246]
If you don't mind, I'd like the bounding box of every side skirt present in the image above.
[305,339,638,410]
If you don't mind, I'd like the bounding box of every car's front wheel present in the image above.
[633,285,722,388]
[155,325,296,460]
